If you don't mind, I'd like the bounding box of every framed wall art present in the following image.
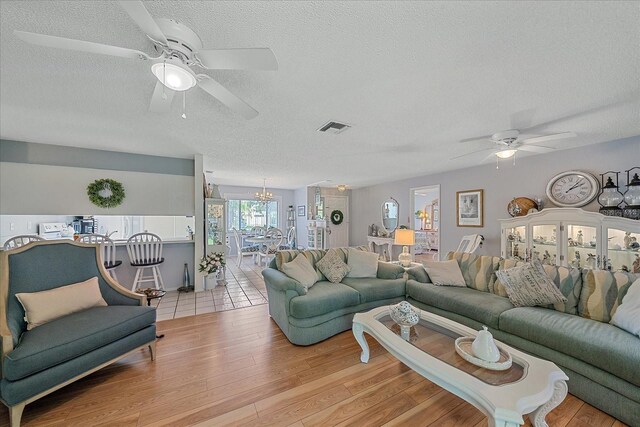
[456,189,484,227]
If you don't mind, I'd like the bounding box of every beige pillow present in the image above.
[16,277,108,330]
[423,260,466,287]
[281,253,318,290]
[495,259,567,308]
[346,248,379,278]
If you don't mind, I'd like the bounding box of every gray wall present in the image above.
[0,140,195,215]
[350,137,640,256]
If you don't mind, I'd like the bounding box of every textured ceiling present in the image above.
[1,1,639,189]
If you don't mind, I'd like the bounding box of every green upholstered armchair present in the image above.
[0,240,157,427]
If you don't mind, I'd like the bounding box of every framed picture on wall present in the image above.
[297,205,306,217]
[456,189,484,227]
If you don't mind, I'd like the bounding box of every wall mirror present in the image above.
[381,197,399,233]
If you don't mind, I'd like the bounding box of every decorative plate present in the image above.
[454,337,513,371]
[507,197,538,217]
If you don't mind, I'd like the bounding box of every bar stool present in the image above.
[126,232,165,291]
[3,235,43,250]
[78,234,122,282]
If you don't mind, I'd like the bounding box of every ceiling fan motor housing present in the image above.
[492,129,520,145]
[153,18,203,63]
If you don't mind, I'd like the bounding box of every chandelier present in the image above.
[255,178,273,203]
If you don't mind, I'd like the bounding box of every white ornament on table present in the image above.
[471,326,501,363]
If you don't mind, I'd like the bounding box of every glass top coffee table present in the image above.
[352,304,568,427]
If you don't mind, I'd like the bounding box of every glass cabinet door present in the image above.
[505,226,527,260]
[608,228,640,273]
[206,202,224,247]
[532,224,558,265]
[566,225,598,269]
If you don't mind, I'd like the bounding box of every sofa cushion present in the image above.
[579,270,639,323]
[341,277,406,303]
[489,259,525,297]
[541,265,583,315]
[281,254,318,290]
[423,260,465,287]
[494,259,567,308]
[4,305,156,381]
[406,280,514,328]
[316,249,350,283]
[346,248,378,278]
[289,281,360,319]
[406,265,430,283]
[499,307,640,386]
[302,249,328,282]
[275,250,300,270]
[446,251,500,292]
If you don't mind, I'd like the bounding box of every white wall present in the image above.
[294,187,308,248]
[0,162,194,216]
[350,137,640,256]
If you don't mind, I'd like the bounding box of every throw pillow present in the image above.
[611,278,640,337]
[346,248,379,278]
[15,277,107,330]
[281,253,319,290]
[541,265,583,315]
[423,260,466,287]
[446,251,500,292]
[316,249,350,283]
[489,259,525,297]
[275,250,300,270]
[494,259,567,308]
[580,270,639,323]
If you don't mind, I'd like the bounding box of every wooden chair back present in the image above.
[78,234,118,267]
[3,235,44,251]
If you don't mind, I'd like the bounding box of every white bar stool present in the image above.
[126,232,165,291]
[78,234,122,282]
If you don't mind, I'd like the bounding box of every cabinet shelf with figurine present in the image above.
[205,198,227,280]
[500,208,640,272]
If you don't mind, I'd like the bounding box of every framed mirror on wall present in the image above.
[381,198,399,234]
[410,185,441,261]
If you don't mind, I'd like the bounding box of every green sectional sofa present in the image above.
[1,241,157,427]
[263,248,640,426]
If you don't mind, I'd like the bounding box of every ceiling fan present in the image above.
[14,1,277,119]
[451,129,577,161]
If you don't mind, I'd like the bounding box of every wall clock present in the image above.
[545,170,600,207]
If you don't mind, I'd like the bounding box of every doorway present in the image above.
[410,185,440,261]
[324,195,349,248]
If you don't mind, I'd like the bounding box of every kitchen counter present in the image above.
[112,237,195,246]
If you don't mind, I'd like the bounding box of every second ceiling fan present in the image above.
[14,0,278,119]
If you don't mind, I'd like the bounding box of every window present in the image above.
[227,200,278,231]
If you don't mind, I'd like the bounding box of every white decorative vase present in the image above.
[205,273,218,289]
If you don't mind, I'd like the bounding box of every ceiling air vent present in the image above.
[317,121,351,135]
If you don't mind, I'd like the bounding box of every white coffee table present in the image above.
[352,304,568,427]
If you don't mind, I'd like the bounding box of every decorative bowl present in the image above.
[389,301,420,327]
[455,337,512,371]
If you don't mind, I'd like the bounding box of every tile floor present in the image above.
[153,256,268,321]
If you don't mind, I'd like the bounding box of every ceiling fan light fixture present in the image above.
[496,149,517,159]
[151,60,196,91]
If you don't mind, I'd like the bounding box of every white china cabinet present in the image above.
[500,208,640,271]
[205,198,227,278]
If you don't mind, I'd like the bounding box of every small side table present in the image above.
[136,288,166,339]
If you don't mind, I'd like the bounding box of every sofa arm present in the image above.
[377,262,406,279]
[262,268,307,296]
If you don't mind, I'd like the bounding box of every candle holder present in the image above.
[597,171,624,217]
[623,167,640,220]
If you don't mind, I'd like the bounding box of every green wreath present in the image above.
[330,209,344,225]
[87,179,125,208]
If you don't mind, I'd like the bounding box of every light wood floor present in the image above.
[1,305,626,427]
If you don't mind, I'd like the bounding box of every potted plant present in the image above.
[198,252,226,288]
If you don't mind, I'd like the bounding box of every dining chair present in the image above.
[78,234,122,282]
[3,235,44,250]
[251,226,266,237]
[257,228,284,266]
[126,232,165,291]
[456,234,484,254]
[280,226,296,250]
[233,228,258,267]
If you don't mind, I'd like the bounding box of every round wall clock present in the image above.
[545,170,600,207]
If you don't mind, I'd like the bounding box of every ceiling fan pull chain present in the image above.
[161,60,167,100]
[496,156,500,170]
[182,91,187,119]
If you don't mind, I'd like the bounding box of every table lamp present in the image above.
[394,229,415,267]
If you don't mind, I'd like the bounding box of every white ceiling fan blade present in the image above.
[117,0,168,45]
[521,132,577,145]
[14,30,149,60]
[517,145,556,153]
[148,81,175,113]
[197,75,258,120]
[197,48,278,70]
[450,147,495,160]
